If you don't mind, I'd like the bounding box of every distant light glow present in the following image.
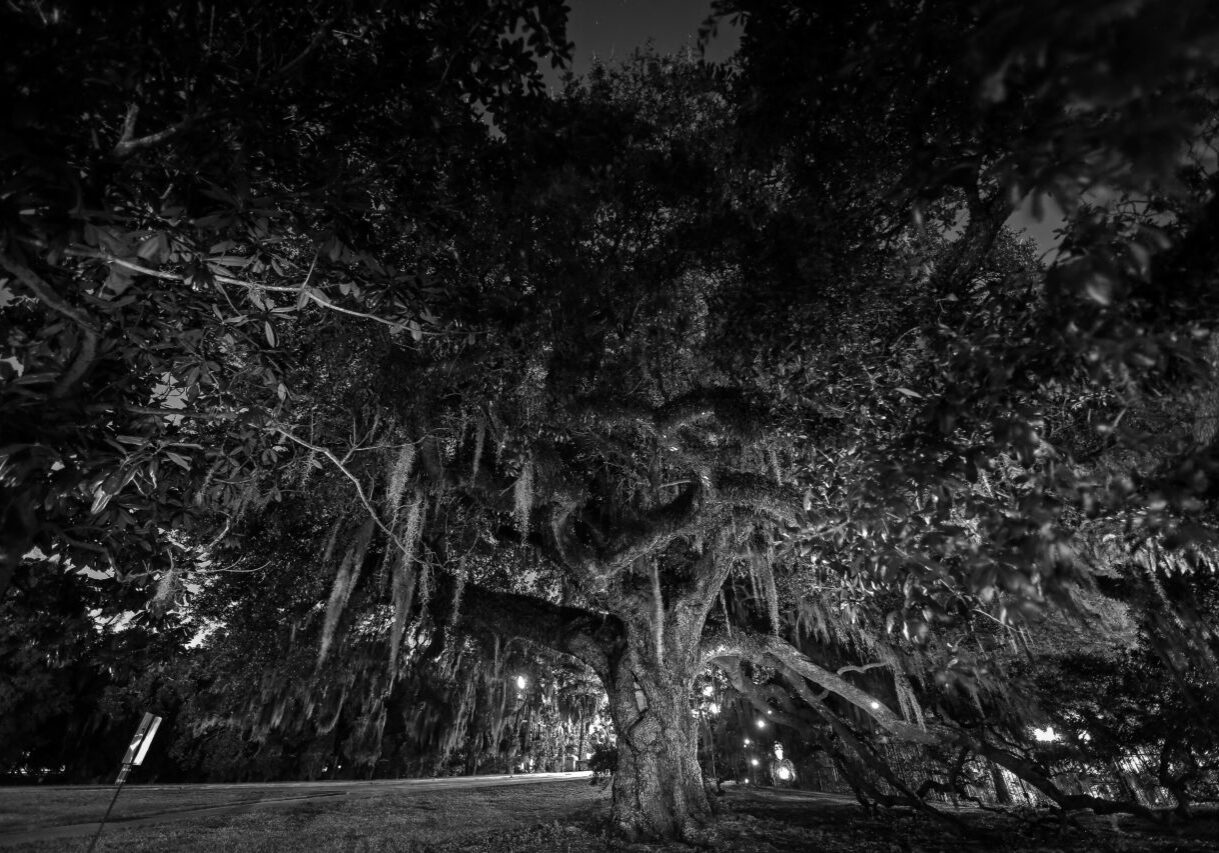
[766,710,773,715]
[701,685,714,697]
[777,766,792,781]
[743,738,751,746]
[707,702,720,715]
[1033,726,1058,742]
[870,701,880,710]
[750,758,759,766]
[756,719,766,728]
[515,675,527,690]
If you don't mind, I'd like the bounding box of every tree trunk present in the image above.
[603,629,711,841]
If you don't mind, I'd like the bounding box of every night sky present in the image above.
[563,0,739,74]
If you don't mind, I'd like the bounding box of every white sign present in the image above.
[121,713,162,767]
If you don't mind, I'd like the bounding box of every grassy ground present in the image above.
[2,780,1216,852]
[0,784,349,833]
[0,780,607,852]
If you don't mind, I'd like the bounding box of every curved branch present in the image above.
[576,388,762,439]
[0,252,99,398]
[838,661,891,677]
[708,472,801,526]
[601,482,705,568]
[263,18,332,84]
[112,104,194,158]
[656,389,762,439]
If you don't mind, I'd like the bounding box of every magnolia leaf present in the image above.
[1085,276,1114,306]
[136,233,169,263]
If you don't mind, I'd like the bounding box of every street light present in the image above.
[750,758,759,766]
[756,719,766,729]
[515,675,527,691]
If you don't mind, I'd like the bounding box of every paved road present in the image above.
[0,771,593,847]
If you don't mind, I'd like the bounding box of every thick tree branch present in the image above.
[431,570,623,679]
[596,471,799,571]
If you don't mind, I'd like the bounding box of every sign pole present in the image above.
[85,773,128,853]
[87,712,162,853]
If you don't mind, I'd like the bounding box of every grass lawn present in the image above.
[0,784,353,833]
[0,780,608,852]
[2,780,1217,852]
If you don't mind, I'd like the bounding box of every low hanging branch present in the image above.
[64,248,408,329]
[703,630,931,743]
[706,628,1169,822]
[719,655,955,822]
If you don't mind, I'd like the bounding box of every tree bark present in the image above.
[603,625,711,841]
[990,761,1014,805]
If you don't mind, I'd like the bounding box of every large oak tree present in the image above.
[5,0,1219,841]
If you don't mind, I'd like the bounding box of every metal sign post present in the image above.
[87,712,161,853]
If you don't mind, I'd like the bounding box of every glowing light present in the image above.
[750,758,759,766]
[1033,726,1058,742]
[777,766,792,781]
[870,701,880,710]
[756,719,766,729]
[515,675,527,690]
[766,710,773,715]
[586,753,593,760]
[707,702,720,715]
[743,738,751,746]
[701,685,714,697]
